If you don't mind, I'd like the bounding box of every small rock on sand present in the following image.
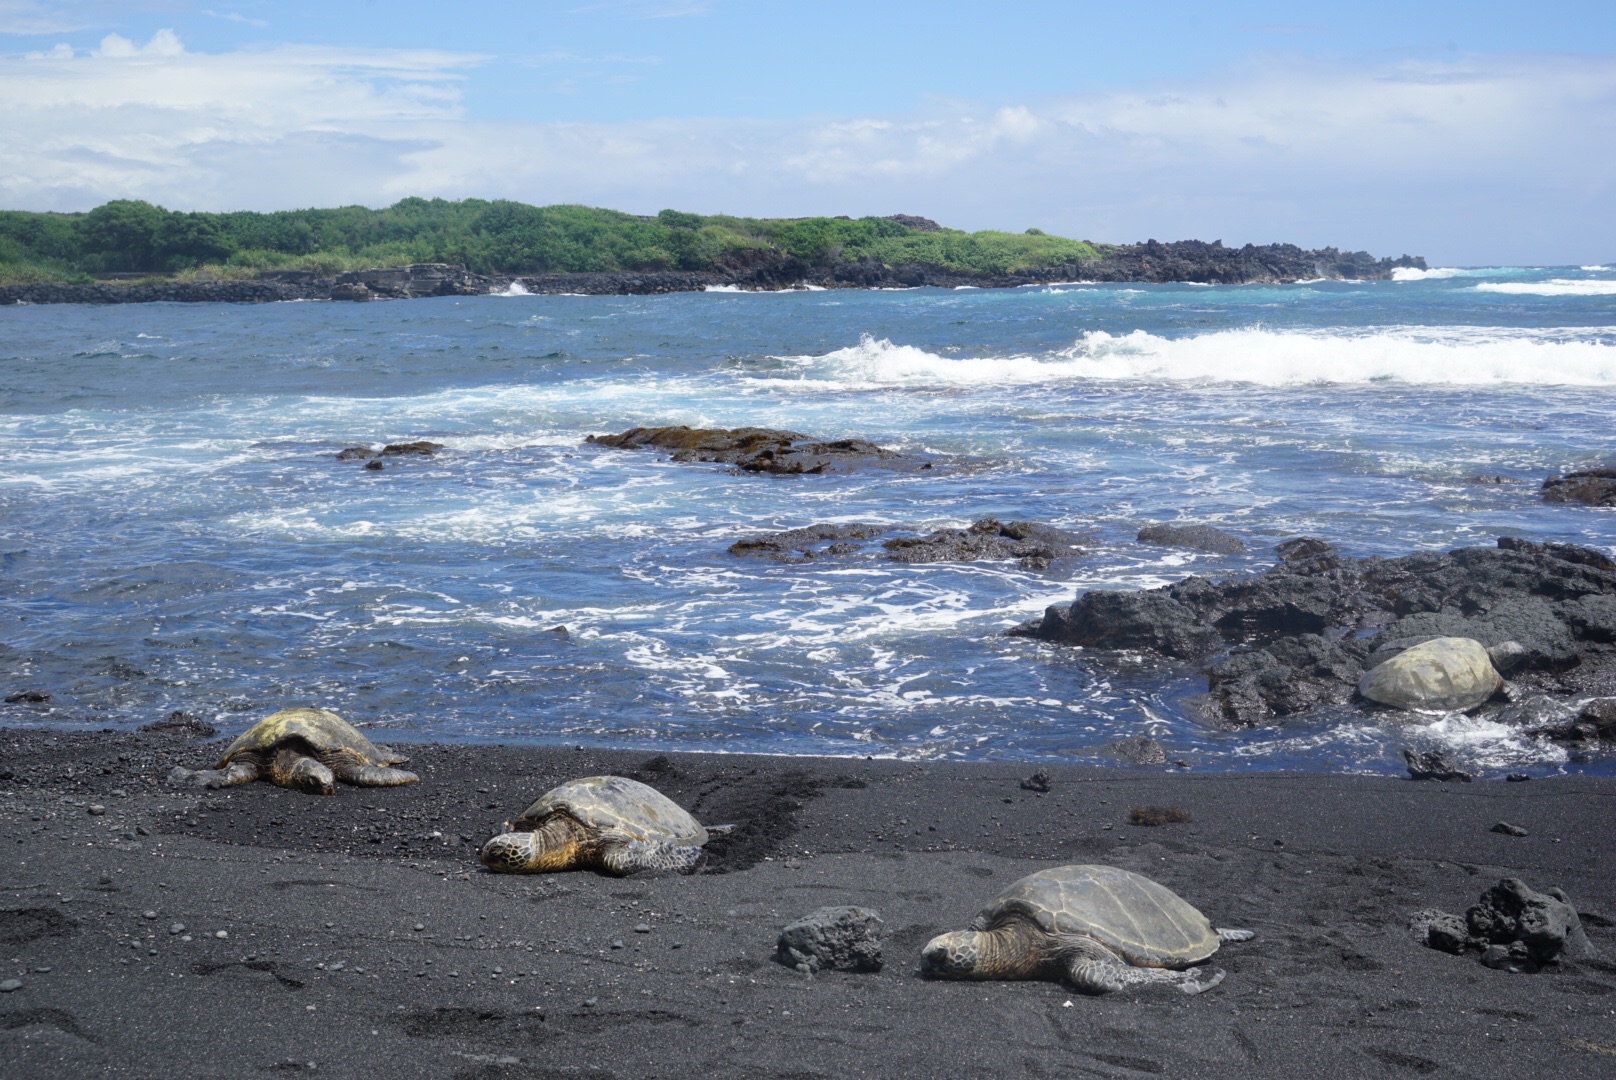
[1491,822,1528,837]
[776,906,884,974]
[1403,749,1472,782]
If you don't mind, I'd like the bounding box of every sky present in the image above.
[2,1,1614,264]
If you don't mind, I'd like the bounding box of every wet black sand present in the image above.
[3,728,1615,1078]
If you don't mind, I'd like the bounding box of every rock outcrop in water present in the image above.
[728,519,1087,569]
[1011,536,1616,727]
[1136,523,1246,555]
[586,426,939,476]
[1542,468,1616,507]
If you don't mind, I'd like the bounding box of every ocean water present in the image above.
[2,266,1614,777]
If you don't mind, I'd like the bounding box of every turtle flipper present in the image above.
[598,837,707,875]
[1064,939,1130,994]
[1064,939,1224,995]
[320,747,417,787]
[1217,928,1254,943]
[169,760,259,788]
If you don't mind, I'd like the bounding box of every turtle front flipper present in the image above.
[1064,940,1225,996]
[320,748,418,787]
[169,760,260,788]
[597,837,707,875]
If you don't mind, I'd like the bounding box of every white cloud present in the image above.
[2,33,1613,263]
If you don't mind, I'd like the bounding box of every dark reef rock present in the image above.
[728,523,892,561]
[881,519,1086,569]
[1527,697,1616,744]
[1542,468,1616,507]
[586,426,930,476]
[1019,769,1052,793]
[4,690,52,704]
[337,440,444,462]
[729,519,1085,570]
[1137,523,1246,555]
[1014,536,1616,726]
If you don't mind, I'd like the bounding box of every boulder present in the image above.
[1104,737,1167,766]
[1409,909,1472,954]
[1357,637,1503,712]
[1402,748,1471,782]
[776,906,884,974]
[1136,523,1245,555]
[1466,879,1596,969]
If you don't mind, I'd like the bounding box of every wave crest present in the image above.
[771,328,1616,388]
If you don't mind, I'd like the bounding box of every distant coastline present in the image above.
[0,198,1423,304]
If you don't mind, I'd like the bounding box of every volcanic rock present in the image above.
[1137,523,1246,555]
[587,425,935,476]
[1014,537,1616,726]
[729,519,1085,569]
[776,906,884,974]
[1541,468,1616,507]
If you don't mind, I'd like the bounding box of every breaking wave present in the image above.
[771,327,1616,389]
[1474,279,1616,297]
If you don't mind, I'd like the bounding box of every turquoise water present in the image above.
[2,266,1614,775]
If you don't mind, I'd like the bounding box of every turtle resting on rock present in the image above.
[922,865,1252,995]
[1357,637,1510,713]
[480,775,733,875]
[167,708,418,795]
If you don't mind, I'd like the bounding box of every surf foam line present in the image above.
[765,328,1616,388]
[1474,279,1616,297]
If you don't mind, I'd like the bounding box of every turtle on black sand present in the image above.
[922,864,1253,994]
[480,775,734,875]
[167,707,418,795]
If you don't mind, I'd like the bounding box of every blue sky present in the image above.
[3,1,1614,263]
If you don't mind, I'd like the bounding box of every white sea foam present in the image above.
[703,284,745,292]
[492,280,532,296]
[1581,265,1611,272]
[1392,266,1464,281]
[768,327,1616,389]
[1474,279,1616,296]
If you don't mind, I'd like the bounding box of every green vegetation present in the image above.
[0,198,1103,284]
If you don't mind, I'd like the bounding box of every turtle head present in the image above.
[283,756,336,796]
[479,831,540,873]
[921,931,983,979]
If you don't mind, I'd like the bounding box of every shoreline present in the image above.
[4,727,1614,1077]
[0,241,1424,306]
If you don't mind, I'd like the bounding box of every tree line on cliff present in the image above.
[0,197,1102,284]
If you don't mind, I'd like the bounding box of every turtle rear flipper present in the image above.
[318,747,418,787]
[169,761,259,788]
[1217,928,1254,943]
[598,837,707,875]
[704,823,738,836]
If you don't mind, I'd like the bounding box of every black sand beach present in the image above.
[3,728,1614,1078]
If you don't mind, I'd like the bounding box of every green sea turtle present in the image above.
[480,775,734,875]
[1358,636,1506,713]
[167,708,418,795]
[922,864,1253,995]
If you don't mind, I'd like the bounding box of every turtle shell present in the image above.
[212,708,397,769]
[975,865,1220,968]
[513,776,707,845]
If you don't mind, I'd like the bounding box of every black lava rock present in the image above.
[1136,524,1245,555]
[776,906,884,974]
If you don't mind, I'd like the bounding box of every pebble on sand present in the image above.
[0,979,22,992]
